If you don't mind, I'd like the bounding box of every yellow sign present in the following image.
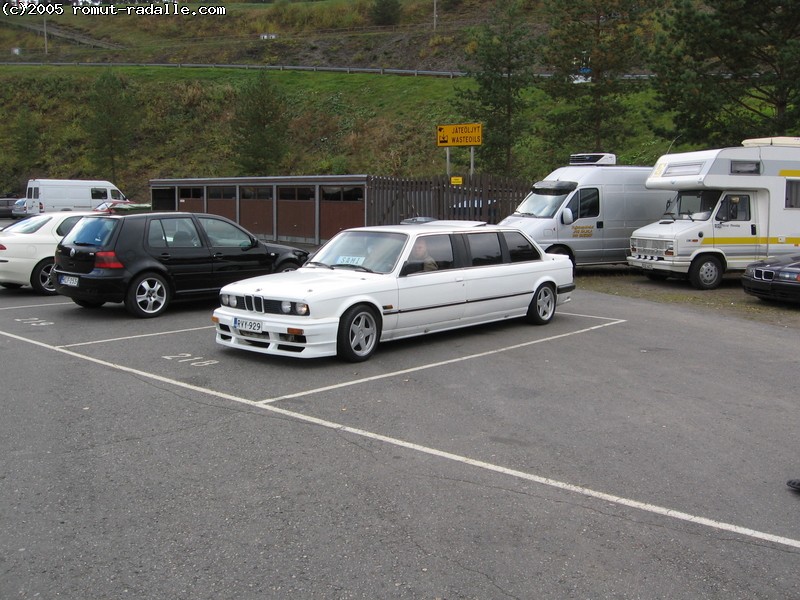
[437,123,482,147]
[450,176,463,185]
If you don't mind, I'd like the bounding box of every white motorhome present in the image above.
[628,137,800,289]
[19,179,126,216]
[499,153,673,265]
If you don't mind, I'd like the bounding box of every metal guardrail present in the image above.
[0,60,470,77]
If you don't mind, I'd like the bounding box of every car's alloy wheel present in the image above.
[526,283,556,325]
[125,272,170,318]
[337,304,380,362]
[31,258,57,295]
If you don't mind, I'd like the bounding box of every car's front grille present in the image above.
[753,269,775,281]
[243,295,283,314]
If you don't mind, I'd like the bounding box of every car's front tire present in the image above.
[525,283,556,325]
[337,304,380,362]
[31,258,57,295]
[125,272,170,318]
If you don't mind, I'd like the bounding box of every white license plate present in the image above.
[234,317,262,333]
[59,275,79,287]
[642,263,654,270]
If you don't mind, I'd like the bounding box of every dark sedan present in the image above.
[0,197,19,219]
[53,212,309,317]
[742,254,800,303]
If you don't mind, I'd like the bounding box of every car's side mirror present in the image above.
[561,208,574,225]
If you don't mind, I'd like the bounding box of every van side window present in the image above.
[91,188,108,200]
[466,232,502,266]
[503,231,541,262]
[567,188,600,219]
[717,195,751,221]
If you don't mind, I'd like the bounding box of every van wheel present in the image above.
[125,272,170,318]
[337,304,380,362]
[526,283,556,325]
[689,255,723,290]
[31,258,57,295]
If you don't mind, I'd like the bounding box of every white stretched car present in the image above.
[212,223,575,362]
[0,211,95,294]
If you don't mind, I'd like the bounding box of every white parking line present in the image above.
[2,324,799,552]
[259,318,626,403]
[0,301,73,311]
[57,326,215,348]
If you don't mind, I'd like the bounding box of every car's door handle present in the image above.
[213,252,224,259]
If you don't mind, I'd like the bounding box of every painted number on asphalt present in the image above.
[15,317,54,326]
[162,353,219,367]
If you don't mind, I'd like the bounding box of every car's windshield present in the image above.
[310,230,408,273]
[665,190,722,221]
[61,217,117,246]
[513,183,576,218]
[2,215,51,234]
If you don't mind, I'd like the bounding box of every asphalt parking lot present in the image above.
[2,248,799,598]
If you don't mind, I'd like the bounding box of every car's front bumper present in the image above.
[741,276,800,303]
[213,307,341,359]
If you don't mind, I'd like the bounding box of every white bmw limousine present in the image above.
[212,222,575,362]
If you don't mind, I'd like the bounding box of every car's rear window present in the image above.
[3,215,52,234]
[61,217,118,247]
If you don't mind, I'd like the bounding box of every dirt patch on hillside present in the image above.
[575,266,800,330]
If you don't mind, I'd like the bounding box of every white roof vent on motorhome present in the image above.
[741,137,800,148]
[569,153,617,165]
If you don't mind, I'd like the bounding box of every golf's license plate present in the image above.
[59,275,79,287]
[235,317,262,333]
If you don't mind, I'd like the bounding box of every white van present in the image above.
[19,179,127,216]
[499,154,673,265]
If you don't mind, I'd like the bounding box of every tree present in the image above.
[371,0,401,26]
[85,72,139,182]
[455,0,538,175]
[538,0,655,157]
[231,72,289,175]
[650,0,800,146]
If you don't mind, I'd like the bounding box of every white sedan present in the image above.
[212,223,575,362]
[0,212,95,294]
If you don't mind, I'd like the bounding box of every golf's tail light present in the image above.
[95,251,124,269]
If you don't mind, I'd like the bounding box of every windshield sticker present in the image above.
[336,255,366,266]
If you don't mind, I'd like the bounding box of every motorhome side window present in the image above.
[567,188,600,219]
[716,195,751,221]
[787,180,800,208]
[91,188,109,200]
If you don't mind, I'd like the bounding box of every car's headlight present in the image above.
[281,301,310,315]
[220,293,240,308]
[777,270,800,282]
[744,265,756,276]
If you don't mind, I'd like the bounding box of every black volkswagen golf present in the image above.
[53,212,308,318]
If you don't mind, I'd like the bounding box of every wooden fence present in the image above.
[367,174,531,226]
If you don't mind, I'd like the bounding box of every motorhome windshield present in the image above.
[513,181,578,218]
[664,190,722,221]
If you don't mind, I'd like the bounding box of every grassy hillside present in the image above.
[0,1,676,198]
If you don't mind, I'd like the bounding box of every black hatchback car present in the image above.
[742,253,800,304]
[53,212,309,317]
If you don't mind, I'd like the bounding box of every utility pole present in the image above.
[433,0,437,32]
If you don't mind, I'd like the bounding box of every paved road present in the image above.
[1,261,799,598]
